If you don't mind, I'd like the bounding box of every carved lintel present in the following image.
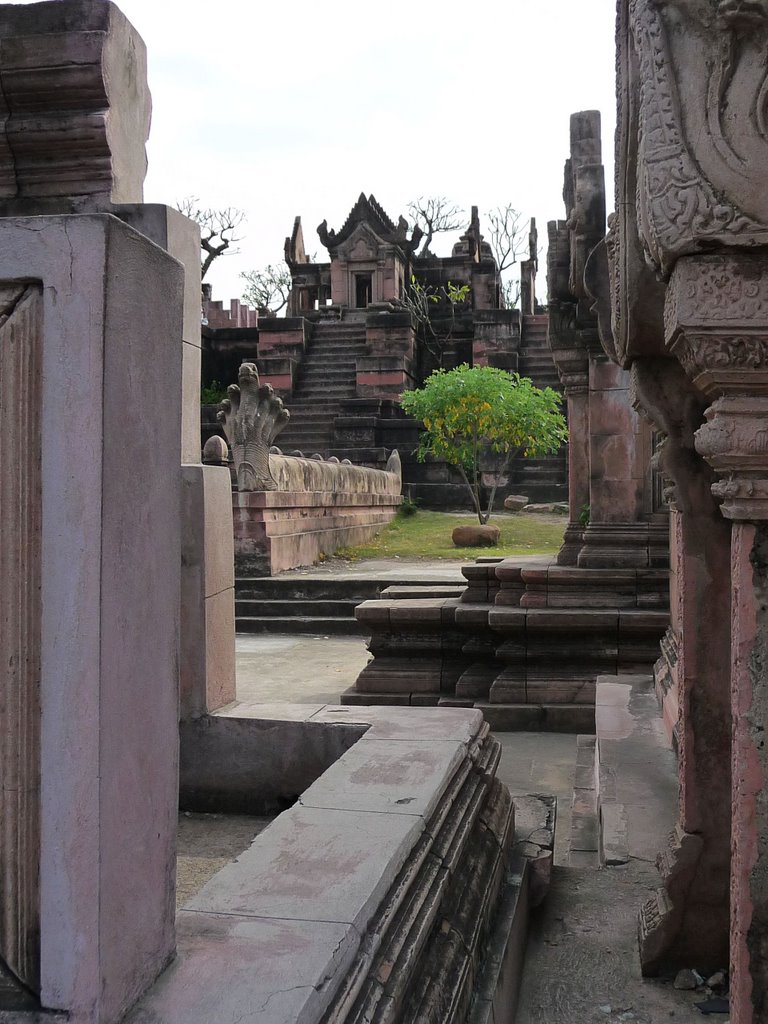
[217,363,290,491]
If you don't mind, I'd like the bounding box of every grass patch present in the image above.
[337,509,566,561]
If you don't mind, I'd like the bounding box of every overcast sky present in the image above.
[69,0,618,302]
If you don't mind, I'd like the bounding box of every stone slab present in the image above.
[203,587,236,713]
[185,805,424,933]
[307,704,484,743]
[216,701,326,722]
[123,913,358,1024]
[299,738,466,819]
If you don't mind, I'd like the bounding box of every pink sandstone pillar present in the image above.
[621,358,731,974]
[0,216,183,1023]
[0,4,219,1021]
[546,303,591,564]
[577,358,652,568]
[664,254,768,1018]
[730,523,767,1024]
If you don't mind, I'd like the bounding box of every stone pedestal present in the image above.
[0,215,183,1023]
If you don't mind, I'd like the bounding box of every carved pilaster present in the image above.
[631,356,731,976]
[0,284,43,994]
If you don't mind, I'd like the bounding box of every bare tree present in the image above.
[485,204,529,309]
[177,197,246,280]
[500,277,521,310]
[407,196,465,257]
[240,265,292,314]
[485,204,527,276]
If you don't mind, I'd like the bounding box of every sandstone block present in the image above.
[452,524,500,547]
[503,494,529,511]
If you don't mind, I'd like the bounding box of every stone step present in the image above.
[299,364,357,375]
[235,576,458,602]
[568,734,599,868]
[236,598,358,618]
[237,615,368,635]
[595,674,677,868]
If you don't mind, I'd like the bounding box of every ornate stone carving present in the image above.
[318,192,422,255]
[639,825,704,975]
[629,0,768,276]
[665,255,768,517]
[217,363,290,491]
[611,2,668,366]
[0,283,43,993]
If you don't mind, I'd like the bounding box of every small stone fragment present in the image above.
[673,968,698,990]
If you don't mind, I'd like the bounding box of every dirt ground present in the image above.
[176,812,274,908]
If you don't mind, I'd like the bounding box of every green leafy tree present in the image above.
[401,364,567,524]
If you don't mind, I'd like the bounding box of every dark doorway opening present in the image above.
[355,273,372,308]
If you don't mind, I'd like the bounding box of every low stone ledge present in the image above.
[132,705,529,1024]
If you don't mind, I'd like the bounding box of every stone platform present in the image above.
[344,559,669,732]
[134,705,548,1024]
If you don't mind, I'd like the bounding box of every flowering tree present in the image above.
[401,364,567,524]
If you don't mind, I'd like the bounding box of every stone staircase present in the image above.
[277,317,367,455]
[513,313,568,503]
[235,575,465,635]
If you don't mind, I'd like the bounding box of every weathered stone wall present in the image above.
[232,450,403,575]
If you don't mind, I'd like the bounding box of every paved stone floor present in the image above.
[236,633,372,704]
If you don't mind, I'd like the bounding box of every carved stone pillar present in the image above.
[578,351,653,567]
[615,0,768,1005]
[665,254,768,1019]
[547,296,590,565]
[631,357,731,975]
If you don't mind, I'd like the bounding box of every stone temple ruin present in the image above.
[202,196,567,510]
[3,1,768,1023]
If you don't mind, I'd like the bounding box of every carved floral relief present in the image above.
[629,0,768,274]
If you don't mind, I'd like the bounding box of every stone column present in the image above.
[0,216,183,1023]
[547,294,590,565]
[665,254,768,1020]
[578,352,652,568]
[0,3,235,1019]
[631,357,731,975]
